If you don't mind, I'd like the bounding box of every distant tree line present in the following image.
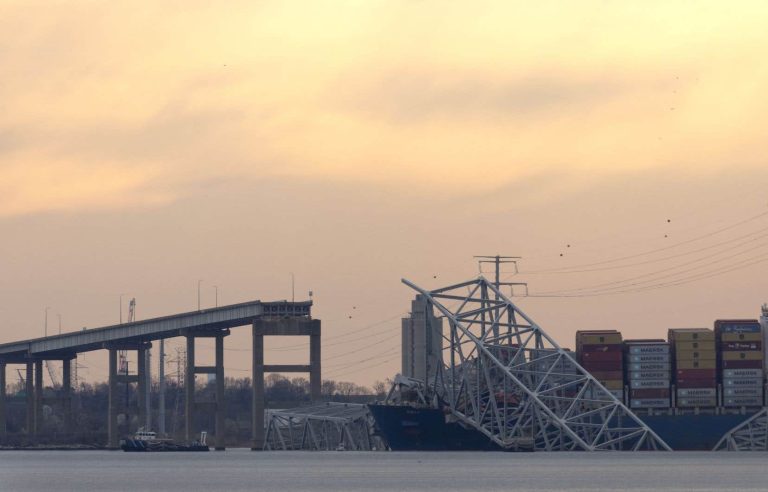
[1,374,390,447]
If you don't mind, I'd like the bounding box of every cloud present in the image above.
[340,69,631,123]
[0,159,173,217]
[1,1,767,217]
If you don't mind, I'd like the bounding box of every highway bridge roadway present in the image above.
[0,300,320,449]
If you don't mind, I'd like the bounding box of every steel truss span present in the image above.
[714,409,768,451]
[264,403,385,451]
[403,276,671,452]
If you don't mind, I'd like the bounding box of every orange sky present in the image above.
[1,1,767,387]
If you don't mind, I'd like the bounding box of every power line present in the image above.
[530,252,768,298]
[538,238,768,296]
[524,210,768,274]
[325,354,400,379]
[324,346,401,370]
[523,226,768,275]
[322,334,400,362]
[324,344,401,369]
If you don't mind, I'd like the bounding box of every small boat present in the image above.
[120,429,209,452]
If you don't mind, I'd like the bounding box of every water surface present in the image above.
[1,450,765,491]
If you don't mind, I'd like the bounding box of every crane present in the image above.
[46,361,60,389]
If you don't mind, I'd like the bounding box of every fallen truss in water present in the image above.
[264,402,386,451]
[714,409,768,451]
[403,276,672,451]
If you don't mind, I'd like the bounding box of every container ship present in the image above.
[368,296,768,451]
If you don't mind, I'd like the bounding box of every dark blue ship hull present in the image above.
[368,404,756,451]
[120,439,209,452]
[640,414,754,451]
[368,404,503,451]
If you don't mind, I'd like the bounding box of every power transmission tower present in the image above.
[474,255,529,296]
[170,347,186,437]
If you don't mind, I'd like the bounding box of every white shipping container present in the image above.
[724,387,763,396]
[628,363,670,372]
[723,378,763,387]
[677,397,717,407]
[630,379,669,389]
[627,354,670,363]
[725,397,763,406]
[676,388,716,397]
[723,369,763,378]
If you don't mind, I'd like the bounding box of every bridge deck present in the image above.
[0,300,311,359]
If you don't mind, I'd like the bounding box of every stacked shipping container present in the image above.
[715,320,764,407]
[668,329,717,408]
[576,330,624,401]
[625,339,670,409]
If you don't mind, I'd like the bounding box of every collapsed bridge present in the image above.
[397,275,672,451]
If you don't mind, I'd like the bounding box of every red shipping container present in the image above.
[631,388,670,398]
[589,371,624,380]
[676,378,717,388]
[580,351,623,362]
[581,362,623,372]
[722,360,764,369]
[580,344,624,353]
[675,369,716,379]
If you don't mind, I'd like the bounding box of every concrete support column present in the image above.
[185,335,195,441]
[0,362,6,441]
[25,362,33,435]
[62,359,72,436]
[215,334,225,450]
[310,329,321,400]
[34,360,43,435]
[252,324,265,450]
[108,349,118,449]
[137,347,146,429]
[158,339,166,436]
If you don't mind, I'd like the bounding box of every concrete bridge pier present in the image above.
[251,318,321,450]
[62,358,72,436]
[215,333,225,451]
[25,361,33,435]
[108,349,118,449]
[137,346,147,428]
[0,362,5,441]
[106,342,152,449]
[182,328,229,450]
[34,360,42,435]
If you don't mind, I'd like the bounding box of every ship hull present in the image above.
[120,439,209,452]
[368,404,503,451]
[368,404,756,451]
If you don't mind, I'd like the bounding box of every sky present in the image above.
[1,1,767,387]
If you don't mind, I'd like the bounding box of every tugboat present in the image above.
[120,429,210,452]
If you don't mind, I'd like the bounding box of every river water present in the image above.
[0,450,766,491]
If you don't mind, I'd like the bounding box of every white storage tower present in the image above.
[402,294,443,384]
